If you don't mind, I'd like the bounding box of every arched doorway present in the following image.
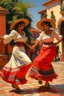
[57,17,64,60]
[57,17,64,54]
[60,21,64,54]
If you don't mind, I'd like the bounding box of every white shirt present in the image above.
[3,30,27,44]
[36,30,62,47]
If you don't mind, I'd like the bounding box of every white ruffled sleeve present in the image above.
[36,31,44,41]
[3,30,17,44]
[52,31,63,43]
[52,31,63,41]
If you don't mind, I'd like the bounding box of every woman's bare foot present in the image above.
[36,77,42,84]
[44,82,50,88]
[12,84,21,90]
[12,84,15,88]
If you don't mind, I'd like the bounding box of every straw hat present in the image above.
[36,18,56,30]
[10,18,29,30]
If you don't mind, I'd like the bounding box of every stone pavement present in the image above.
[0,62,64,96]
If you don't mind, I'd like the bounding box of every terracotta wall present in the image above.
[0,16,6,36]
[0,16,6,54]
[0,12,7,54]
[0,40,5,54]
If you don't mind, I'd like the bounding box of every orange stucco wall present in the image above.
[0,14,13,55]
[0,15,6,54]
[0,15,6,36]
[0,40,5,54]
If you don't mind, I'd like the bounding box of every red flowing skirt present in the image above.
[0,64,31,85]
[29,46,58,82]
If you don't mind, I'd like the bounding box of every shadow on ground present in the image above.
[10,84,64,94]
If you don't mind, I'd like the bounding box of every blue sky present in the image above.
[22,0,48,29]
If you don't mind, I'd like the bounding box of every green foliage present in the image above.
[50,15,56,22]
[43,13,47,18]
[61,7,64,11]
[60,3,64,12]
[50,15,55,19]
[0,0,35,46]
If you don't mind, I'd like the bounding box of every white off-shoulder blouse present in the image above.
[36,30,62,46]
[3,30,27,44]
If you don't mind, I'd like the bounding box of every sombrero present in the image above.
[36,18,56,30]
[10,18,29,30]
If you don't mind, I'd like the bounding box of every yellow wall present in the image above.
[47,1,62,27]
[46,1,64,56]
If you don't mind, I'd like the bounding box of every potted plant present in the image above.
[60,2,64,15]
[60,7,64,15]
[43,13,48,18]
[50,11,56,22]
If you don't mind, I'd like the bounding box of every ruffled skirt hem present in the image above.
[0,64,31,85]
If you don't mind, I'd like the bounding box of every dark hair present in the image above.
[10,21,25,46]
[14,21,25,30]
[41,21,52,28]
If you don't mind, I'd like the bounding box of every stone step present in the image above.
[0,54,8,59]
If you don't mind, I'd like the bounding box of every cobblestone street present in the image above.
[0,62,64,96]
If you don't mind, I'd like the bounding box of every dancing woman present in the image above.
[0,18,32,90]
[29,18,63,88]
